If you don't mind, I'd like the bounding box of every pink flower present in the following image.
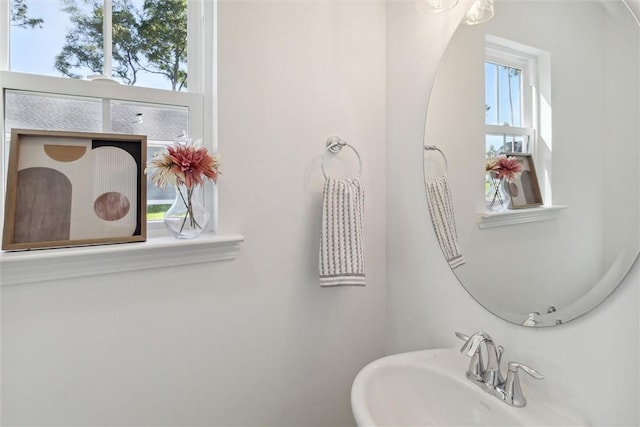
[486,154,522,182]
[146,139,220,190]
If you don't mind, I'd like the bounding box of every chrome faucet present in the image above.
[503,362,544,407]
[455,331,543,407]
[459,331,504,388]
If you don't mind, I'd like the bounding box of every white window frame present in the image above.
[485,42,538,156]
[480,36,563,227]
[0,1,243,284]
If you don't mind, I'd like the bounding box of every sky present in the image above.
[485,62,522,127]
[10,0,172,90]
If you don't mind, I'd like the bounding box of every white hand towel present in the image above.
[319,178,365,286]
[426,176,465,269]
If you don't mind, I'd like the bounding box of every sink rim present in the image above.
[351,347,590,427]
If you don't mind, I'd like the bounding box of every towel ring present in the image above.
[424,145,448,177]
[321,136,363,179]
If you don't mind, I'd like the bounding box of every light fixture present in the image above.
[415,0,459,14]
[463,0,494,25]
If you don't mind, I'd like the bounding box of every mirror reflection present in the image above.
[424,0,639,327]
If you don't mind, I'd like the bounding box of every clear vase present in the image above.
[486,174,509,211]
[164,184,210,239]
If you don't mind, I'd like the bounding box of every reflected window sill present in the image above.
[0,233,244,286]
[478,205,568,229]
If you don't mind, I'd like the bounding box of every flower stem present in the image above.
[489,177,504,208]
[176,185,202,234]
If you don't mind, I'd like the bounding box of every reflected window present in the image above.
[485,62,522,127]
[484,37,547,204]
[484,44,534,157]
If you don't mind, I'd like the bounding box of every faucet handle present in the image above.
[455,331,503,356]
[454,331,469,342]
[509,362,543,379]
[503,362,544,407]
[457,332,485,381]
[459,332,486,356]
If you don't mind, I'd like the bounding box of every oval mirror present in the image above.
[423,0,639,327]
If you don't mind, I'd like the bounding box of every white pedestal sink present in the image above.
[351,347,589,426]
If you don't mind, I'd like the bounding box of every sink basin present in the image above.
[351,347,588,426]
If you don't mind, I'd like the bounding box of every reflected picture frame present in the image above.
[2,129,147,251]
[506,153,543,209]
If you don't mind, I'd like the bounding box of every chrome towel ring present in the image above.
[321,136,363,179]
[424,144,449,177]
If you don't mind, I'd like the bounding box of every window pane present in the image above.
[110,100,188,140]
[5,90,103,132]
[486,134,527,156]
[486,62,522,126]
[146,144,176,218]
[10,0,188,91]
[504,135,526,153]
[127,0,188,91]
[486,134,504,157]
[10,1,74,78]
[497,65,522,126]
[485,62,498,125]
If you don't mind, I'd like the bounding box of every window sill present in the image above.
[0,233,244,286]
[478,205,567,229]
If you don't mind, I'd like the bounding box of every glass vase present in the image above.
[164,184,210,239]
[486,174,509,211]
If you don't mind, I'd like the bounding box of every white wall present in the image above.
[2,1,638,426]
[386,1,639,425]
[1,1,387,425]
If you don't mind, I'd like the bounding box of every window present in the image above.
[1,0,214,229]
[484,37,547,206]
[485,44,536,157]
[0,1,242,282]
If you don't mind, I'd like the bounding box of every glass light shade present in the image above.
[415,0,459,13]
[463,0,495,25]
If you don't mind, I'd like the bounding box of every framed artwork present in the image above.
[506,153,543,209]
[2,129,147,250]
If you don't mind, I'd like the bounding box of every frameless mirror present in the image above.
[423,0,639,327]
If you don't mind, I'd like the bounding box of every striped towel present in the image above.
[425,176,465,269]
[319,178,366,286]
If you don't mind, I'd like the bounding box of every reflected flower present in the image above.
[486,154,522,182]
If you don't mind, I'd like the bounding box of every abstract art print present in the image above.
[2,129,146,250]
[505,153,543,209]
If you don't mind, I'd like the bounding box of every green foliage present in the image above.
[111,1,144,85]
[139,0,188,90]
[55,0,107,80]
[487,144,499,158]
[147,204,170,214]
[147,204,170,220]
[55,0,187,90]
[11,0,44,28]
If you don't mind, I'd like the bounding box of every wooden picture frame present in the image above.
[2,129,147,251]
[506,153,543,209]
